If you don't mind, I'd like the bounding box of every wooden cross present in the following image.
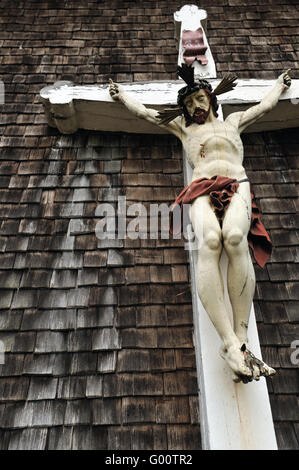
[40,5,299,450]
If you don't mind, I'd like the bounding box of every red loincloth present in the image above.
[170,175,272,268]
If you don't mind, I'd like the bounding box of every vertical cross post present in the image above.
[176,5,278,450]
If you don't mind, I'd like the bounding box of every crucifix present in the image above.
[109,64,291,384]
[40,4,299,450]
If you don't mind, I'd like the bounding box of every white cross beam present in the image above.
[40,78,299,135]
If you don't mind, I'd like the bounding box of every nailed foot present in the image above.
[220,343,276,384]
[239,343,276,383]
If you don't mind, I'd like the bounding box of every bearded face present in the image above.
[183,89,211,126]
[192,106,210,125]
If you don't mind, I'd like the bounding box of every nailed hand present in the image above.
[278,69,291,89]
[109,79,122,101]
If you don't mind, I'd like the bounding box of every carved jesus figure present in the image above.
[109,67,291,383]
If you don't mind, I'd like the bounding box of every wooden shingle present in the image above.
[0,0,298,451]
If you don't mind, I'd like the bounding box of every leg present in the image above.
[222,182,255,346]
[222,183,276,381]
[191,196,252,379]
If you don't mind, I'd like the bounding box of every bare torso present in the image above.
[180,118,247,181]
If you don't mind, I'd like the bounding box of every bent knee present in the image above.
[223,228,245,248]
[204,230,222,251]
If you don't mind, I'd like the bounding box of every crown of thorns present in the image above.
[157,64,238,125]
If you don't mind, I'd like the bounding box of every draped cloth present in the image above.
[170,175,272,268]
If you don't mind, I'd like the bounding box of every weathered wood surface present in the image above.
[1,0,299,451]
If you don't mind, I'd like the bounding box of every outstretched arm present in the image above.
[227,70,291,133]
[109,80,183,139]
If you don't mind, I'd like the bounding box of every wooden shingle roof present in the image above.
[0,0,298,450]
